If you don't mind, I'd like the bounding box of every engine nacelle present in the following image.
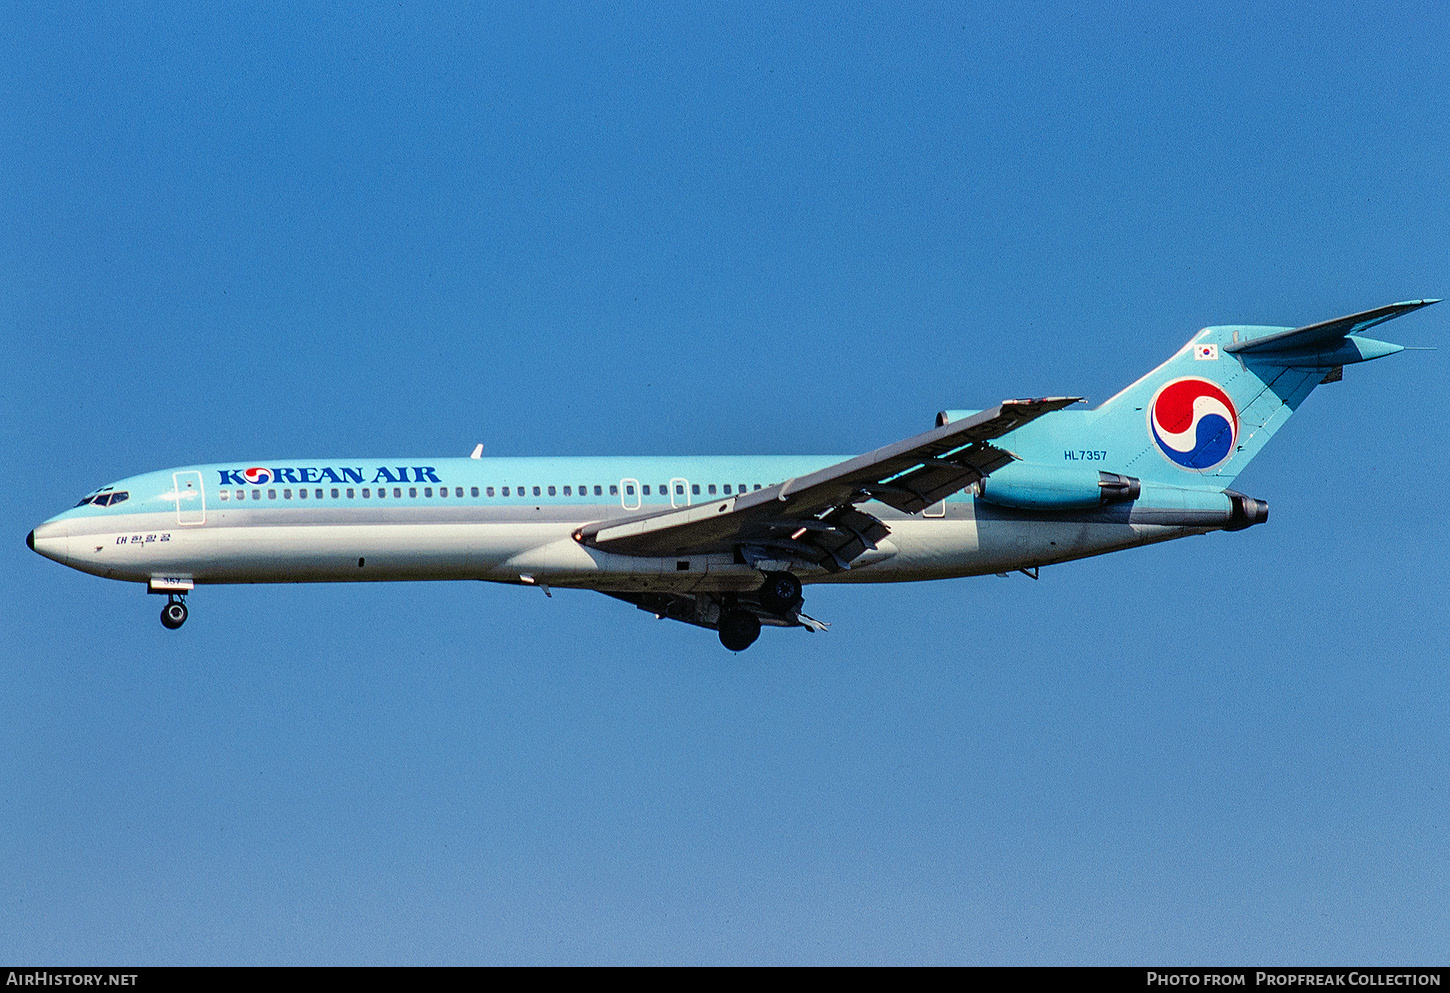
[977,464,1141,510]
[1224,489,1269,530]
[935,409,981,427]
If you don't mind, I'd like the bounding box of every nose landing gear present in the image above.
[160,594,188,630]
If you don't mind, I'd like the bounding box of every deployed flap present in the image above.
[1225,299,1437,354]
[576,397,1081,566]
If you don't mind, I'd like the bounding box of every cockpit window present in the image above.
[78,491,128,508]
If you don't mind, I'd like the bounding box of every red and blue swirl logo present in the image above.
[241,466,274,485]
[1149,378,1238,470]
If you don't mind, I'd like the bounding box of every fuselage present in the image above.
[29,453,1237,596]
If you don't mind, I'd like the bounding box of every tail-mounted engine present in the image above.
[976,464,1141,511]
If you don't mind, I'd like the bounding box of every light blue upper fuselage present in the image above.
[55,454,863,523]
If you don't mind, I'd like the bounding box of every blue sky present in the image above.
[2,2,1446,964]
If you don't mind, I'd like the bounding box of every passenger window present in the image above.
[563,486,571,496]
[502,487,509,496]
[379,489,387,499]
[268,490,277,500]
[609,484,618,496]
[219,490,229,501]
[723,485,731,494]
[362,488,370,498]
[395,488,403,498]
[236,490,244,501]
[707,484,716,495]
[578,483,587,494]
[284,489,292,499]
[642,485,651,496]
[409,487,417,498]
[675,484,684,495]
[252,490,261,500]
[691,484,700,495]
[483,487,491,497]
[753,484,761,490]
[532,486,541,497]
[424,487,433,497]
[547,486,556,496]
[625,484,635,496]
[344,489,352,498]
[298,489,306,499]
[593,485,602,496]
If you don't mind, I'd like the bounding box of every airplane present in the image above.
[27,299,1436,650]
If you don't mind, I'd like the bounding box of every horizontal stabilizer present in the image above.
[1225,299,1438,355]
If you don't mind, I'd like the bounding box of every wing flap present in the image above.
[863,444,1018,513]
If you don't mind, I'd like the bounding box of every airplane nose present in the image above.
[28,520,69,564]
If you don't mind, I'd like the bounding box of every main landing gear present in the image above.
[716,572,806,651]
[757,571,803,614]
[160,594,188,630]
[718,609,761,651]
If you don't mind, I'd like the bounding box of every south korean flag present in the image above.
[1195,343,1219,361]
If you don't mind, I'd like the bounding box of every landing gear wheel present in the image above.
[758,571,803,614]
[719,610,761,651]
[160,599,188,630]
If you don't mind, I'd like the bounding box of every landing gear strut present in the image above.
[718,610,761,651]
[758,571,803,614]
[160,594,188,630]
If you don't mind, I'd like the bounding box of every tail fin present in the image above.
[1072,300,1435,486]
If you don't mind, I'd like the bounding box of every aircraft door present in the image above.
[620,478,641,511]
[173,471,206,525]
[669,477,691,509]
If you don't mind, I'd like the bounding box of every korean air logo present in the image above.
[1148,377,1238,471]
[241,467,274,485]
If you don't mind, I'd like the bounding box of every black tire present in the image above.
[160,601,188,630]
[718,609,761,651]
[758,571,803,614]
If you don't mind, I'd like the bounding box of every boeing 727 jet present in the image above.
[28,300,1435,649]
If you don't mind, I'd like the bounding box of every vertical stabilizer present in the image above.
[1011,301,1434,487]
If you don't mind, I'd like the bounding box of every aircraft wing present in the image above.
[575,397,1081,570]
